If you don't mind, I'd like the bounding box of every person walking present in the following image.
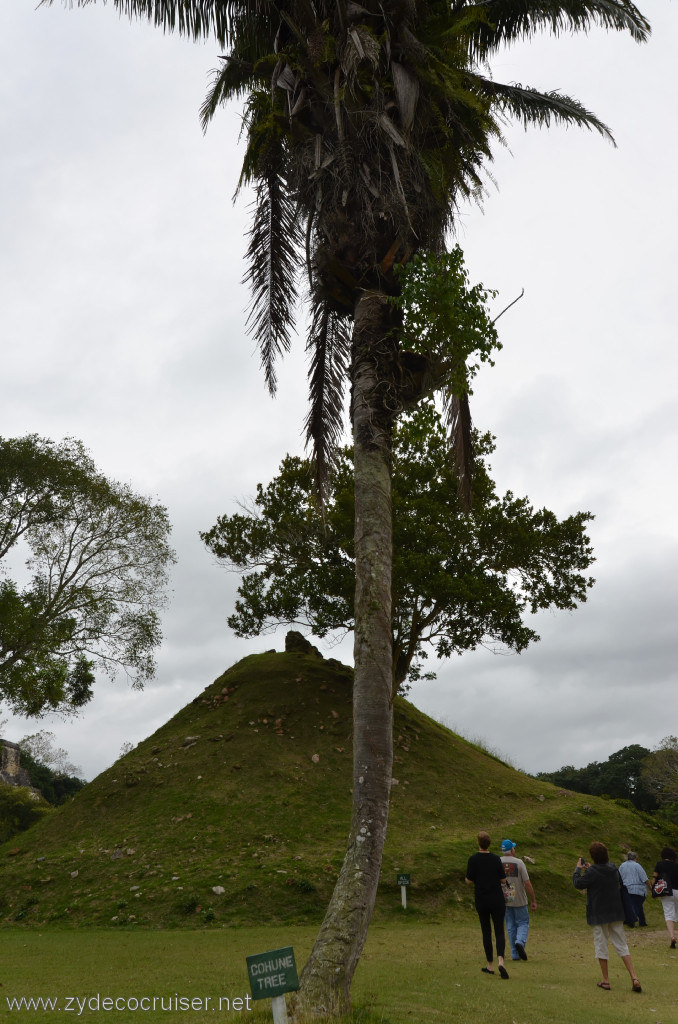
[573,842,642,993]
[619,851,649,927]
[465,831,510,979]
[652,846,678,948]
[500,839,538,960]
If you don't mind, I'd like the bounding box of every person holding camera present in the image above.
[573,842,642,993]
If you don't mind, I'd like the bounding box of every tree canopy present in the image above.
[18,729,82,779]
[0,435,175,716]
[203,399,595,694]
[536,743,657,811]
[18,731,86,805]
[640,737,678,812]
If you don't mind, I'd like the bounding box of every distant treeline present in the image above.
[19,749,85,805]
[535,739,678,823]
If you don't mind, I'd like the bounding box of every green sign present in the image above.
[246,946,299,1001]
[397,873,411,886]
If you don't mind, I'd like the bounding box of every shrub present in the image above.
[0,784,51,842]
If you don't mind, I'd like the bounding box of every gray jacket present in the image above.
[573,862,624,925]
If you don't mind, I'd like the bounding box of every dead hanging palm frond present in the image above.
[391,61,420,131]
[304,298,352,501]
[244,166,304,395]
[444,389,474,512]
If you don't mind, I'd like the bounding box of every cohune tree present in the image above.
[46,0,650,1014]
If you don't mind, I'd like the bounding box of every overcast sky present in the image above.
[2,3,676,781]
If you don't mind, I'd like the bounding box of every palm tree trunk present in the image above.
[295,292,395,1016]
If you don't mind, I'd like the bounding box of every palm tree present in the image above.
[46,0,651,1014]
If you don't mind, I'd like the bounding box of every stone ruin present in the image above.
[284,630,322,657]
[0,739,34,789]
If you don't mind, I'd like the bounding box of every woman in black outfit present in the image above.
[652,846,678,948]
[465,831,509,979]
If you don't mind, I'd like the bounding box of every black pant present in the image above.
[476,902,506,962]
[623,890,647,926]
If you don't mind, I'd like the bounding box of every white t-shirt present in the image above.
[501,855,530,907]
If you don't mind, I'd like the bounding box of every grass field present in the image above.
[3,647,677,1021]
[1,912,676,1024]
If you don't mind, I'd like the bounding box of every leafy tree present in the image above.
[19,750,85,805]
[595,744,655,807]
[536,743,657,811]
[535,762,595,794]
[203,400,595,695]
[18,736,86,806]
[0,435,175,716]
[45,0,651,1013]
[641,737,678,810]
[19,730,83,779]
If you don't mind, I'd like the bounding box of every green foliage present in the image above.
[535,743,658,812]
[19,748,85,807]
[202,401,594,692]
[0,435,176,715]
[394,246,500,397]
[640,736,678,814]
[0,785,51,844]
[18,730,81,777]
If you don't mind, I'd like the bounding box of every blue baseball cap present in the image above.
[500,839,516,852]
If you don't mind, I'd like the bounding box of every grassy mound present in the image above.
[0,644,673,928]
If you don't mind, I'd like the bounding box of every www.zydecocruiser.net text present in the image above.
[6,995,253,1015]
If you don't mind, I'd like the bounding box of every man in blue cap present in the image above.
[500,839,538,961]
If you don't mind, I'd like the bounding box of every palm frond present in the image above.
[464,1,651,59]
[444,390,474,512]
[41,0,274,48]
[200,56,264,129]
[304,299,351,501]
[472,76,614,140]
[411,50,501,209]
[244,169,304,395]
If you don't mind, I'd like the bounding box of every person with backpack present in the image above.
[652,846,678,948]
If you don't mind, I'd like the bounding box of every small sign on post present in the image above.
[397,873,411,909]
[246,946,299,1024]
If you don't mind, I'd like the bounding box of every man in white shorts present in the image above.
[573,842,642,993]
